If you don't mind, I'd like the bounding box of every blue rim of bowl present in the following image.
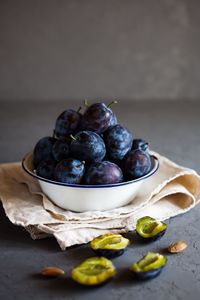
[22,152,159,189]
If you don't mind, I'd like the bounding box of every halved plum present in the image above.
[130,252,167,280]
[71,257,116,286]
[90,233,130,258]
[136,216,167,242]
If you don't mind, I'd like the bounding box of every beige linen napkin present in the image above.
[0,152,200,250]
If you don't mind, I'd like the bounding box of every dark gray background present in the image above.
[0,0,200,101]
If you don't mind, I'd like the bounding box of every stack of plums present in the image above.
[33,101,152,185]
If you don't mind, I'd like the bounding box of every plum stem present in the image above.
[70,134,76,141]
[52,130,57,139]
[77,161,85,168]
[107,100,118,108]
[77,106,82,113]
[84,99,89,107]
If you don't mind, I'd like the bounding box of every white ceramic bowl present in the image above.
[22,152,159,212]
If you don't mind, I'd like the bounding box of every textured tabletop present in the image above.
[0,100,200,300]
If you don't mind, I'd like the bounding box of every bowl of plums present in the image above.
[22,101,159,212]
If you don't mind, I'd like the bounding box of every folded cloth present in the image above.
[0,152,200,250]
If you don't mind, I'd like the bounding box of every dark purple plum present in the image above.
[54,158,85,184]
[70,131,106,163]
[82,102,115,133]
[104,124,133,161]
[124,149,152,179]
[52,139,69,162]
[85,161,123,185]
[132,139,149,152]
[36,160,56,180]
[33,136,56,168]
[54,109,82,138]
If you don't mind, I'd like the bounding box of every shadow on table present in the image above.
[30,271,141,297]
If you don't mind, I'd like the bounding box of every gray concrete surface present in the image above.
[1,0,200,101]
[0,100,200,300]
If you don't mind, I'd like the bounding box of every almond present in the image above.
[41,267,65,277]
[168,240,187,253]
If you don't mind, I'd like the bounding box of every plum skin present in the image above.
[124,149,152,179]
[85,161,123,185]
[36,160,56,180]
[131,267,164,280]
[52,139,69,162]
[104,124,133,161]
[132,139,149,152]
[70,131,106,163]
[54,109,82,138]
[82,103,114,133]
[92,248,126,259]
[54,158,85,184]
[109,112,117,127]
[33,136,56,168]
